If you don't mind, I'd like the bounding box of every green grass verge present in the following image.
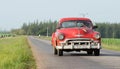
[102,38,120,51]
[38,36,120,51]
[0,36,36,69]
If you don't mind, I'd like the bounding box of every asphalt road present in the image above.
[28,36,120,69]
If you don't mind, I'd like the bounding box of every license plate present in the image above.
[74,45,90,48]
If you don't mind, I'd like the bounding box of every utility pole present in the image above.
[47,27,48,37]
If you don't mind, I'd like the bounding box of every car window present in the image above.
[61,21,76,28]
[76,22,85,27]
[61,20,92,28]
[77,21,92,28]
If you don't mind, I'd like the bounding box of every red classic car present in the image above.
[51,17,101,56]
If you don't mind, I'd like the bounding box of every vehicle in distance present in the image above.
[51,17,101,56]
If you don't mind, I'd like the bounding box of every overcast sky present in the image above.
[0,0,120,31]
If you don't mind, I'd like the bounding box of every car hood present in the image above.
[58,27,93,38]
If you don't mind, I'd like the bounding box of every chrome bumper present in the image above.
[56,44,101,49]
[56,38,101,50]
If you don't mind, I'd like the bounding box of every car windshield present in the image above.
[61,20,92,28]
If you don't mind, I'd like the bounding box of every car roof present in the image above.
[59,17,92,23]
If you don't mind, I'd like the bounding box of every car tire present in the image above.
[87,50,93,55]
[54,47,57,55]
[94,49,100,56]
[58,49,63,56]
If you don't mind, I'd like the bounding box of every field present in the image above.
[102,38,120,51]
[0,33,15,38]
[0,36,36,69]
[38,36,120,51]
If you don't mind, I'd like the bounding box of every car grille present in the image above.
[66,38,91,46]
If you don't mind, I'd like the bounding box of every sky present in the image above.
[0,0,120,31]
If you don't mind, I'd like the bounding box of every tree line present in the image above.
[11,20,57,36]
[96,23,120,38]
[11,20,120,38]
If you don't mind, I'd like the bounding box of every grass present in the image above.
[0,36,36,69]
[38,36,120,51]
[102,38,120,51]
[0,33,15,38]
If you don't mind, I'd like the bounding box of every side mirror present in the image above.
[93,26,98,29]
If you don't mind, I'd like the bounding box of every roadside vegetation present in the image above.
[102,38,120,51]
[0,32,15,38]
[0,36,36,69]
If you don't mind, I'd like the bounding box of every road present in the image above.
[28,36,120,69]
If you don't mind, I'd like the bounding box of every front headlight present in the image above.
[94,33,100,39]
[58,34,64,40]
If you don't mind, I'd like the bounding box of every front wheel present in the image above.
[94,49,100,56]
[53,47,57,55]
[87,50,93,55]
[58,49,63,56]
